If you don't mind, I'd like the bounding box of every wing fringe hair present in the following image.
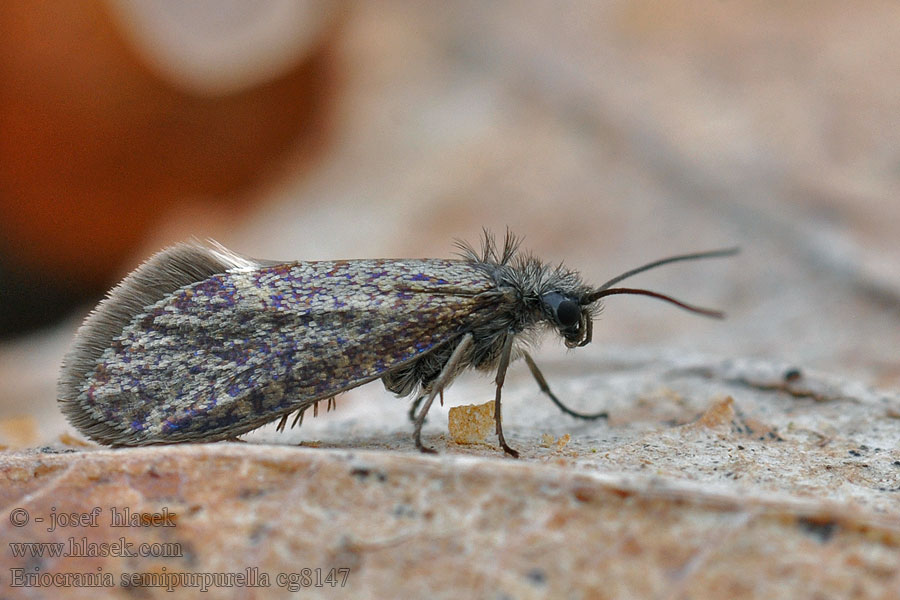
[57,243,255,440]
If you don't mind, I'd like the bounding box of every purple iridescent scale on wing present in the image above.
[77,258,503,444]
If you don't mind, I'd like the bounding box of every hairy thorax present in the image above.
[381,303,548,398]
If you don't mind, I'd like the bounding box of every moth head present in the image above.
[541,291,589,348]
[548,247,740,349]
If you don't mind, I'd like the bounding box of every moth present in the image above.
[58,231,736,457]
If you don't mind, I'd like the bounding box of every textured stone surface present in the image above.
[448,401,495,446]
[1,441,899,600]
[4,352,900,597]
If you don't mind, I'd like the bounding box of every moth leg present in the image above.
[408,395,423,423]
[291,406,307,429]
[276,414,289,433]
[409,389,444,424]
[493,333,519,458]
[413,334,474,454]
[277,401,313,433]
[521,351,608,420]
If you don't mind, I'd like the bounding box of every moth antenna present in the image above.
[594,247,739,293]
[586,287,725,319]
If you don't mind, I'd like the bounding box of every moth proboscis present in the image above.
[58,230,737,457]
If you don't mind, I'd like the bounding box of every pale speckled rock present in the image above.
[1,442,899,600]
[448,400,495,445]
[3,352,900,598]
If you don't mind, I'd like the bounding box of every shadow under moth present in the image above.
[59,231,736,456]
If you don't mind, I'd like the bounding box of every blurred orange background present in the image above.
[0,1,341,334]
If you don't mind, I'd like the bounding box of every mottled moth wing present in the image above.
[59,246,505,446]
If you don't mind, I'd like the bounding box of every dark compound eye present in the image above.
[542,292,581,329]
[556,299,580,328]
